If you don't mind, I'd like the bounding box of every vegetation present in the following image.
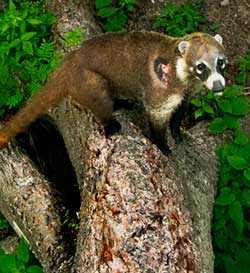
[0,214,9,232]
[0,0,59,117]
[153,1,219,36]
[0,238,43,273]
[153,1,208,36]
[61,28,84,47]
[196,55,250,273]
[95,0,137,32]
[192,55,250,273]
[153,2,250,272]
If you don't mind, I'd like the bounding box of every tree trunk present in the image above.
[0,1,238,273]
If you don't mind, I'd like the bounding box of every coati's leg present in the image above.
[170,101,185,144]
[148,117,170,155]
[145,92,183,155]
[170,97,189,144]
[71,70,121,136]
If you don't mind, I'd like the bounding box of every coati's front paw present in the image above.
[0,135,9,149]
[104,118,122,137]
[159,143,172,156]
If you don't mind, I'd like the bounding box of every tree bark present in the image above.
[0,1,238,273]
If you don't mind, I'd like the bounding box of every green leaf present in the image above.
[214,229,227,250]
[203,102,214,114]
[241,189,250,206]
[228,201,244,233]
[23,41,33,55]
[235,248,250,272]
[0,249,5,256]
[9,0,16,11]
[40,13,57,25]
[27,19,43,25]
[224,115,240,130]
[21,32,37,41]
[215,187,235,206]
[218,99,232,113]
[227,155,248,170]
[0,254,16,272]
[97,7,118,18]
[223,85,244,98]
[234,131,248,145]
[27,265,43,273]
[209,23,220,31]
[96,0,113,9]
[231,97,247,116]
[194,108,204,119]
[9,38,21,49]
[224,256,238,273]
[191,98,202,107]
[209,117,227,133]
[103,10,127,32]
[244,169,250,181]
[17,238,30,264]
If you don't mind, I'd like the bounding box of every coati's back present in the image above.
[78,31,176,94]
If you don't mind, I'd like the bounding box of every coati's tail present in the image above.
[0,66,68,149]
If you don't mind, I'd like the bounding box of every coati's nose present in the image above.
[213,80,224,92]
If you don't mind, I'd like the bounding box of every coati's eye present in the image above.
[217,58,225,69]
[196,63,206,74]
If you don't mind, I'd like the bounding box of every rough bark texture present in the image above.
[0,1,246,273]
[0,143,72,272]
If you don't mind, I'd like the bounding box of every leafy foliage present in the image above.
[236,53,250,87]
[0,238,43,273]
[62,28,84,47]
[95,0,137,32]
[0,0,60,117]
[0,214,9,232]
[191,54,250,273]
[153,1,209,37]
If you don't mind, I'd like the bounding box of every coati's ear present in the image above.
[214,34,223,45]
[178,41,189,55]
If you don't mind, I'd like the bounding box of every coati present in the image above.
[0,31,227,154]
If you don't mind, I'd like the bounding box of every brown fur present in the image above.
[0,31,225,153]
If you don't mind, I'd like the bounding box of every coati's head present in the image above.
[176,33,227,95]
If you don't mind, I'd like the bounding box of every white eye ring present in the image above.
[217,59,225,69]
[196,63,206,74]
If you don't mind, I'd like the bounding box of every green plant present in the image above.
[0,0,60,117]
[62,28,84,47]
[153,1,208,37]
[95,0,137,32]
[191,54,250,273]
[236,53,250,87]
[0,238,43,273]
[0,215,9,232]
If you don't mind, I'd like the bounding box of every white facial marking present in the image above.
[176,57,188,82]
[196,60,211,69]
[216,56,226,69]
[214,34,223,45]
[178,41,190,55]
[196,67,203,75]
[149,95,183,123]
[205,72,225,90]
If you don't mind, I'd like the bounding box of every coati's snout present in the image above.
[177,33,227,95]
